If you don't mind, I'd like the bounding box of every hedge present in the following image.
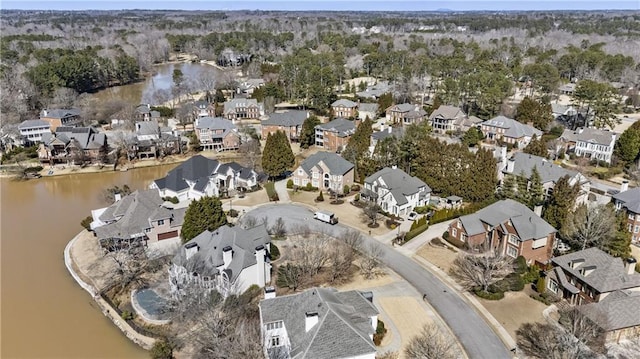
[265,182,279,201]
[473,289,505,300]
[404,224,429,242]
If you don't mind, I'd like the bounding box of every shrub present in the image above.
[305,182,313,191]
[442,231,449,240]
[286,179,294,189]
[150,338,174,359]
[269,242,280,260]
[404,224,429,242]
[500,273,525,292]
[354,193,360,201]
[373,320,387,346]
[515,256,527,274]
[24,166,43,173]
[414,206,429,214]
[265,182,279,201]
[316,190,324,202]
[228,209,239,218]
[343,185,350,195]
[536,277,546,293]
[121,310,135,320]
[474,289,505,300]
[522,265,541,284]
[80,215,93,230]
[351,184,360,192]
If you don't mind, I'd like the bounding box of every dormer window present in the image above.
[158,219,165,225]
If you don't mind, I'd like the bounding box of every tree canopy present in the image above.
[573,80,621,130]
[181,196,228,242]
[299,115,320,149]
[523,135,549,158]
[515,97,553,131]
[262,131,294,179]
[543,175,579,231]
[342,118,373,181]
[614,120,640,164]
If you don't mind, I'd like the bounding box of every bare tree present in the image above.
[341,228,363,251]
[404,323,458,359]
[240,215,258,229]
[269,217,287,239]
[276,263,304,291]
[516,322,568,359]
[360,242,384,279]
[238,138,261,170]
[292,234,331,277]
[290,223,312,239]
[102,240,148,293]
[559,307,605,354]
[328,240,355,283]
[449,250,513,292]
[562,204,616,251]
[361,202,381,226]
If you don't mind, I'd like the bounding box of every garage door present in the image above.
[158,230,178,241]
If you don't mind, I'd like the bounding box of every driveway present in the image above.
[247,204,512,359]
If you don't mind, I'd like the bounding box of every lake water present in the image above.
[92,62,220,105]
[0,164,179,358]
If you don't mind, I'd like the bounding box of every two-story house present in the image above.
[169,224,271,298]
[237,78,265,96]
[500,152,591,205]
[195,116,240,151]
[560,127,617,164]
[292,151,355,193]
[612,182,640,244]
[369,124,404,155]
[480,116,543,148]
[363,167,431,217]
[259,287,379,359]
[150,155,257,201]
[386,103,427,126]
[90,189,186,249]
[428,105,466,133]
[38,127,108,165]
[131,121,180,159]
[314,118,357,153]
[18,120,51,144]
[448,199,557,264]
[190,100,217,119]
[331,99,359,118]
[223,98,263,122]
[261,110,309,142]
[546,247,640,343]
[39,108,81,131]
[358,103,379,121]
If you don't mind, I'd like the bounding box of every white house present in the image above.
[169,224,271,298]
[18,119,51,144]
[363,167,431,217]
[259,287,379,359]
[150,155,257,201]
[560,127,617,164]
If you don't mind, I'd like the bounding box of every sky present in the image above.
[1,0,638,11]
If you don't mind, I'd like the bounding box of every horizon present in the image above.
[2,0,639,12]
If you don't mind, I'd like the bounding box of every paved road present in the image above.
[248,204,512,359]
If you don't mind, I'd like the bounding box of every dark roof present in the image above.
[364,167,430,206]
[315,118,356,137]
[371,127,404,141]
[262,110,308,127]
[299,151,354,176]
[42,127,106,150]
[260,287,378,359]
[580,290,640,331]
[153,155,220,193]
[551,247,640,293]
[195,117,236,138]
[612,187,640,214]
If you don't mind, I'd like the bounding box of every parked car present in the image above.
[408,212,418,221]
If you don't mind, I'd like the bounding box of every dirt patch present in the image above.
[336,272,395,291]
[415,243,458,274]
[222,189,269,208]
[478,288,548,340]
[71,230,119,291]
[379,297,433,355]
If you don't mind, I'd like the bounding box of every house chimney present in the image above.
[380,124,385,132]
[185,242,199,261]
[222,245,233,268]
[506,157,515,173]
[621,180,629,193]
[255,244,266,287]
[264,286,276,299]
[114,193,122,202]
[626,257,637,275]
[387,126,392,133]
[305,311,319,332]
[534,205,543,217]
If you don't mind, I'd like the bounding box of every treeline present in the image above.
[167,31,295,54]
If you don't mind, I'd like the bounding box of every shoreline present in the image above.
[64,231,156,350]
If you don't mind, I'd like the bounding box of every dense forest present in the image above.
[1,9,639,124]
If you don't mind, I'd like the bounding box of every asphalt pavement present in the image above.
[247,204,513,359]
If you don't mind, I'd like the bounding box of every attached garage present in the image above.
[158,230,179,241]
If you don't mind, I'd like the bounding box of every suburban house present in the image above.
[259,287,379,359]
[385,103,427,126]
[551,103,578,120]
[18,119,51,144]
[150,155,257,201]
[331,99,359,118]
[169,224,271,297]
[369,125,404,155]
[612,182,640,244]
[314,118,357,152]
[500,152,591,205]
[39,108,81,131]
[292,151,355,193]
[195,116,240,151]
[480,116,543,148]
[90,189,186,249]
[238,78,265,96]
[190,100,216,118]
[363,167,431,217]
[355,81,391,99]
[223,98,263,122]
[545,247,640,343]
[558,83,577,95]
[448,199,557,264]
[130,121,180,159]
[358,103,379,121]
[428,105,466,133]
[454,115,483,133]
[38,127,108,165]
[261,110,309,142]
[559,127,617,164]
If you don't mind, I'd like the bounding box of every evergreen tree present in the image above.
[614,120,640,164]
[543,176,579,231]
[516,170,531,205]
[461,127,484,147]
[399,122,431,174]
[515,97,553,131]
[372,136,401,172]
[529,166,544,208]
[299,115,321,149]
[262,131,294,179]
[465,148,498,202]
[500,174,517,199]
[606,211,632,259]
[523,135,549,158]
[343,118,373,181]
[181,196,228,242]
[377,92,394,116]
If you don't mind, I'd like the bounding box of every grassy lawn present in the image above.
[264,182,277,200]
[415,242,458,274]
[478,287,548,340]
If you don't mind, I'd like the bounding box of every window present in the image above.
[293,178,299,186]
[451,228,457,237]
[266,321,283,330]
[507,246,518,258]
[158,219,165,225]
[635,225,640,234]
[461,233,467,243]
[145,228,151,233]
[548,279,559,294]
[508,234,519,245]
[630,213,636,220]
[298,169,303,175]
[271,336,281,347]
[532,237,548,249]
[312,172,319,179]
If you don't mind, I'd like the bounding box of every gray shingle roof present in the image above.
[223,98,260,114]
[299,151,354,176]
[172,224,270,281]
[580,290,640,331]
[19,119,50,129]
[44,127,106,150]
[315,118,356,137]
[153,155,220,192]
[331,99,358,108]
[482,116,542,139]
[371,126,404,141]
[364,167,430,206]
[507,152,580,184]
[612,187,640,214]
[196,117,237,138]
[358,103,379,113]
[459,199,556,239]
[551,247,640,293]
[136,120,159,136]
[260,287,378,359]
[429,105,466,120]
[560,128,616,146]
[262,110,309,127]
[40,108,80,119]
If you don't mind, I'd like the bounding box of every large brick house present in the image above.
[39,108,81,131]
[480,116,542,148]
[38,127,108,165]
[612,182,640,244]
[292,151,354,194]
[331,99,358,118]
[195,117,240,151]
[314,118,357,152]
[448,199,556,264]
[385,103,427,126]
[546,247,640,343]
[261,110,309,142]
[428,105,466,133]
[223,98,263,122]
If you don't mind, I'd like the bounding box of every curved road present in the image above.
[248,204,511,359]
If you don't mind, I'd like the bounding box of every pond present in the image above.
[133,288,171,322]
